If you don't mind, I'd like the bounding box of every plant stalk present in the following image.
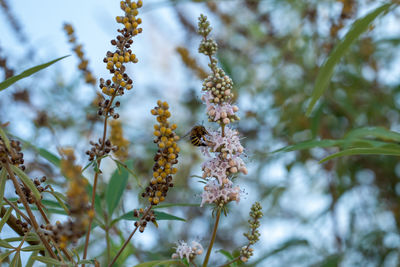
[202,208,222,267]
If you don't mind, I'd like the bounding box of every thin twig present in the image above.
[82,93,117,266]
[217,256,240,267]
[202,208,222,267]
[2,160,57,259]
[108,206,152,267]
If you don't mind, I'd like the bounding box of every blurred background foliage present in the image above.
[1,0,400,266]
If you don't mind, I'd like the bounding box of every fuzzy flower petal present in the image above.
[201,180,241,207]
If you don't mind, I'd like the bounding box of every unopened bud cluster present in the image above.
[97,98,120,119]
[100,0,143,96]
[142,101,180,206]
[240,202,263,262]
[197,14,216,56]
[63,23,96,85]
[133,208,156,233]
[16,176,48,204]
[86,138,118,161]
[0,138,24,169]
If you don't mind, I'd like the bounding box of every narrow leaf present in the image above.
[344,126,400,142]
[306,4,392,116]
[0,239,15,249]
[10,165,41,201]
[46,191,69,214]
[0,207,13,232]
[10,251,21,267]
[37,148,61,167]
[26,251,38,267]
[0,250,13,262]
[134,259,185,267]
[0,128,11,151]
[106,164,129,216]
[152,203,200,209]
[21,245,45,252]
[320,147,400,163]
[272,139,346,153]
[31,256,64,265]
[0,56,69,91]
[217,249,234,260]
[0,168,7,210]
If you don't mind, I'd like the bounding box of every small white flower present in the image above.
[172,240,203,262]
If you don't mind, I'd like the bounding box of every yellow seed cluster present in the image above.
[55,148,90,249]
[109,120,130,161]
[63,23,96,85]
[143,101,179,205]
[101,0,143,96]
[176,46,208,80]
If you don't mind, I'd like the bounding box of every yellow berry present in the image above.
[158,142,165,149]
[154,130,161,136]
[151,109,157,115]
[171,124,177,130]
[156,191,162,197]
[137,0,143,8]
[153,197,159,204]
[126,84,132,90]
[171,168,178,174]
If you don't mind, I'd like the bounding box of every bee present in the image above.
[187,125,211,146]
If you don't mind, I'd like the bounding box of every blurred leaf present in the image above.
[251,238,309,266]
[272,139,346,153]
[306,4,392,115]
[77,259,96,264]
[86,184,103,217]
[113,159,143,188]
[0,239,14,249]
[10,165,41,201]
[37,148,61,167]
[344,127,400,142]
[0,250,13,262]
[106,163,130,216]
[217,249,237,266]
[112,210,185,226]
[0,127,11,151]
[152,203,200,209]
[0,168,7,210]
[0,55,69,91]
[134,259,185,267]
[320,147,400,163]
[0,207,12,232]
[10,251,21,267]
[26,251,38,267]
[21,245,45,252]
[31,256,65,265]
[311,254,342,267]
[46,190,69,214]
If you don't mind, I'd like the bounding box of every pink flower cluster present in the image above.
[201,180,240,207]
[202,91,239,124]
[171,241,203,262]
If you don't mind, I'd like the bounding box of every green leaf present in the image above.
[21,245,45,252]
[10,165,41,201]
[0,56,69,91]
[0,168,7,210]
[320,147,400,163]
[0,239,15,249]
[77,259,96,264]
[0,250,13,262]
[0,127,11,151]
[46,191,69,214]
[113,159,143,188]
[311,254,342,267]
[251,238,309,266]
[112,210,185,226]
[152,203,200,209]
[134,259,185,267]
[272,139,346,153]
[0,207,13,232]
[26,251,38,267]
[31,256,64,265]
[306,4,392,116]
[344,127,400,142]
[37,148,61,167]
[10,251,21,267]
[106,163,130,216]
[217,249,234,260]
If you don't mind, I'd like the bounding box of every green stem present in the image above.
[202,208,222,267]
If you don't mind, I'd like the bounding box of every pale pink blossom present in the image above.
[201,180,241,207]
[172,240,203,262]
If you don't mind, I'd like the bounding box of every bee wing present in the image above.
[181,129,192,139]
